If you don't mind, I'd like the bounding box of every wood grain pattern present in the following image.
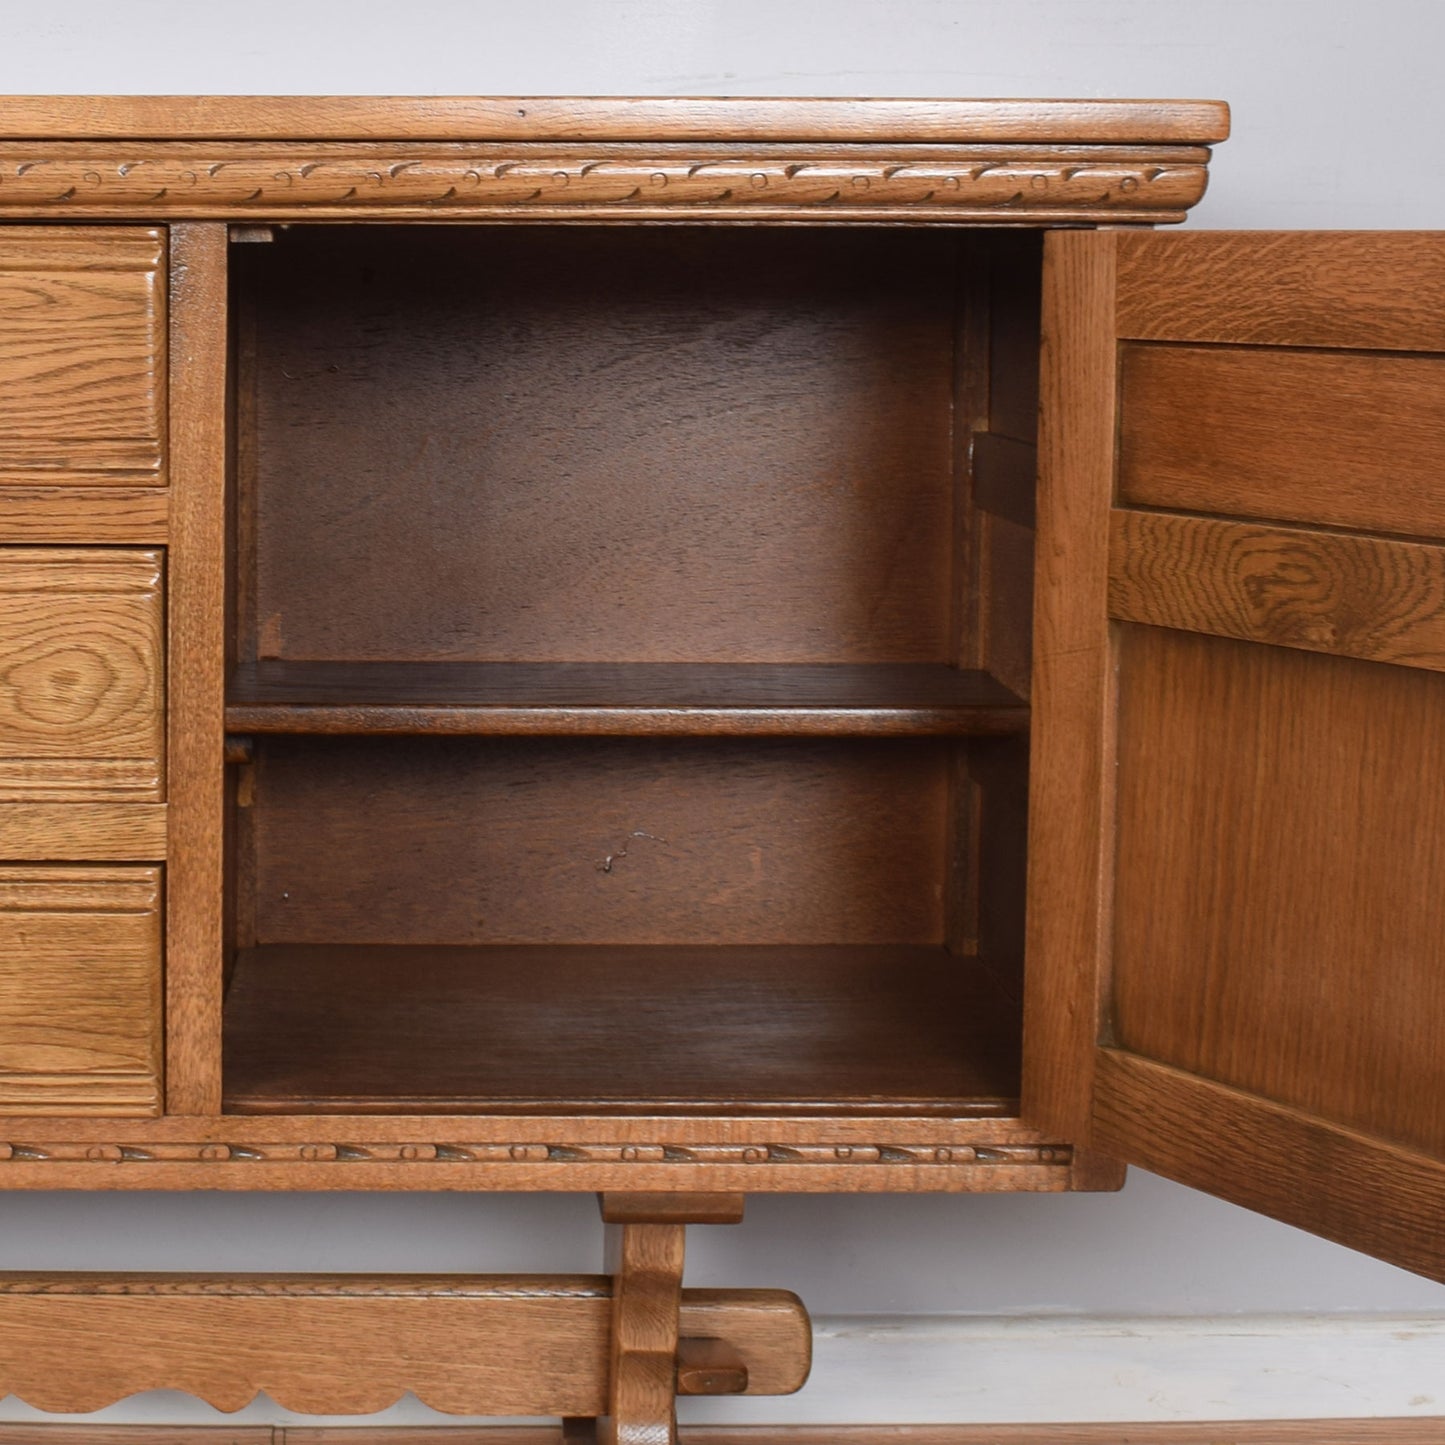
[225,662,1027,738]
[248,737,951,948]
[1094,1050,1445,1285]
[0,1273,807,1416]
[0,486,168,543]
[0,801,166,859]
[1118,230,1445,350]
[1112,626,1445,1159]
[0,866,162,1116]
[1020,230,1117,1140]
[0,548,163,800]
[0,95,1230,142]
[241,227,957,667]
[599,1224,685,1445]
[221,944,1022,1114]
[0,143,1213,224]
[165,222,228,1116]
[1110,510,1445,668]
[1118,343,1445,536]
[0,227,164,484]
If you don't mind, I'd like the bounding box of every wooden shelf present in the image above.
[225,662,1029,738]
[222,944,1022,1115]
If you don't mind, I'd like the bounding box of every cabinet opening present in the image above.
[221,223,1042,1118]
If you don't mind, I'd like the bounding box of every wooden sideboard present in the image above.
[0,94,1441,1435]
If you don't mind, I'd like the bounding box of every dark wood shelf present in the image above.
[225,662,1029,738]
[222,944,1022,1115]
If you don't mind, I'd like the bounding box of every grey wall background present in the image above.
[0,0,1443,1423]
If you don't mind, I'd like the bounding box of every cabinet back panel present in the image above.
[239,227,959,664]
[1112,625,1445,1159]
[249,736,950,946]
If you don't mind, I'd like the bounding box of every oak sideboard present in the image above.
[0,94,1441,1437]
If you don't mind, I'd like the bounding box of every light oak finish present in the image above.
[1118,344,1445,536]
[0,801,166,859]
[1093,1052,1445,1286]
[164,222,227,1117]
[599,1224,687,1445]
[0,486,168,543]
[0,96,1231,143]
[0,866,162,1116]
[1021,230,1117,1141]
[1032,227,1445,1282]
[1110,510,1445,669]
[1112,627,1445,1158]
[1116,230,1445,349]
[0,1272,808,1417]
[0,547,164,800]
[0,227,165,485]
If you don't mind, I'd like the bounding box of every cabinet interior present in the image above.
[221,224,1043,1117]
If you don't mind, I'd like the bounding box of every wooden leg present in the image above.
[593,1194,746,1445]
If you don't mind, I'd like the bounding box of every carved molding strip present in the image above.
[0,1139,1071,1166]
[0,145,1210,220]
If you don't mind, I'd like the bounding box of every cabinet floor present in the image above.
[222,943,1022,1115]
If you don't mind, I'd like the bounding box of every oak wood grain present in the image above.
[0,548,164,800]
[225,662,1028,738]
[1112,625,1445,1159]
[0,227,164,485]
[0,486,168,543]
[1118,343,1445,536]
[1118,230,1445,350]
[599,1223,685,1445]
[1094,1050,1445,1285]
[0,801,166,859]
[246,737,952,948]
[240,227,958,667]
[0,866,162,1116]
[1110,510,1445,668]
[0,1273,806,1416]
[0,95,1230,143]
[222,944,1022,1115]
[1021,230,1117,1141]
[165,222,228,1116]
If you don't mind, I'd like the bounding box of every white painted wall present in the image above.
[1,0,1443,1427]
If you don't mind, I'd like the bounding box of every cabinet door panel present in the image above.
[0,548,164,801]
[1028,230,1445,1280]
[0,228,165,486]
[0,866,162,1115]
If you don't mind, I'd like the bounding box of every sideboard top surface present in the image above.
[0,95,1228,224]
[0,95,1230,143]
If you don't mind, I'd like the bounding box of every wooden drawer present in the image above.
[0,547,164,802]
[0,227,165,486]
[0,865,162,1115]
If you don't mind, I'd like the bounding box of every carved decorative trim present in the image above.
[0,144,1211,221]
[0,1139,1071,1167]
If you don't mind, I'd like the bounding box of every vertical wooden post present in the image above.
[165,222,229,1115]
[587,1193,746,1445]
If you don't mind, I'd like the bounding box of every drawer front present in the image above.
[0,227,165,486]
[0,865,162,1115]
[0,547,164,801]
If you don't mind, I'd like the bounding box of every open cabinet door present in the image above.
[1025,230,1445,1281]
